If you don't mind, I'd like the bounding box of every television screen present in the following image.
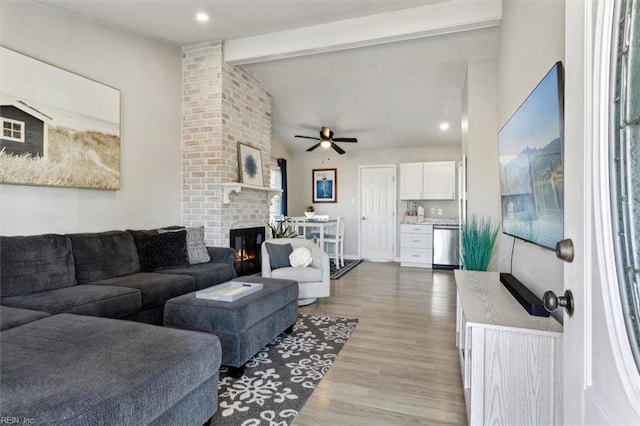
[498,62,564,250]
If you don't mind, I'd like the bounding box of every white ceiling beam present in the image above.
[225,0,501,65]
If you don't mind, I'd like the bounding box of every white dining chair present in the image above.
[322,216,344,269]
[286,217,308,239]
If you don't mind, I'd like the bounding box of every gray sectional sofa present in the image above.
[0,228,238,425]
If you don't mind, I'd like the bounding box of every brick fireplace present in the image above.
[181,41,273,247]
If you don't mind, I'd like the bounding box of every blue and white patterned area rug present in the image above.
[210,314,358,426]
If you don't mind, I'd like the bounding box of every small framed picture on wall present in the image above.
[312,168,337,203]
[237,142,264,186]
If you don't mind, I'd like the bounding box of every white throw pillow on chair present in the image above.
[289,247,313,267]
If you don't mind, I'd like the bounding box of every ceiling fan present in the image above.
[295,126,358,155]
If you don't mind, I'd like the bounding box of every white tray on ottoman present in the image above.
[195,281,263,302]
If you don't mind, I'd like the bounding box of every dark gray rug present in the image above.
[211,314,358,426]
[330,259,363,280]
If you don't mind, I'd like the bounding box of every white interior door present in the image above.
[360,165,395,260]
[562,1,640,423]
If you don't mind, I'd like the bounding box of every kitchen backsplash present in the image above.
[402,200,458,218]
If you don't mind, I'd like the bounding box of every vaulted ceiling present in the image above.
[31,0,500,155]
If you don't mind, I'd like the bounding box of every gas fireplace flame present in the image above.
[236,249,256,262]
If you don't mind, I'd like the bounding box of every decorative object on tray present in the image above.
[312,168,337,203]
[210,314,358,426]
[195,281,263,302]
[304,205,315,218]
[237,142,264,186]
[0,47,121,190]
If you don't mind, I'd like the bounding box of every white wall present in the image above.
[497,0,565,297]
[287,145,461,258]
[0,2,182,235]
[463,57,503,270]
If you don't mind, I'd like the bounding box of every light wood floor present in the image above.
[296,261,467,425]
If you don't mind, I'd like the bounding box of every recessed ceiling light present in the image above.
[196,13,209,23]
[439,122,450,131]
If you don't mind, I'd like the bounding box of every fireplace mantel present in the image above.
[221,183,282,204]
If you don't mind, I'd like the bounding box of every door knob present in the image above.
[362,216,366,220]
[543,289,574,316]
[555,239,574,262]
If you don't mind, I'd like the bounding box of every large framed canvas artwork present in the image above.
[0,46,121,190]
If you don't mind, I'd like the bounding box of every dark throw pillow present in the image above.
[160,226,210,265]
[265,242,293,270]
[128,229,157,269]
[139,230,189,272]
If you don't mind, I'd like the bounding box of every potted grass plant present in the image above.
[461,215,499,271]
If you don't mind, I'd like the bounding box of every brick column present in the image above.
[182,41,272,247]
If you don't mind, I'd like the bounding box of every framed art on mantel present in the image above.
[238,142,264,186]
[312,168,337,203]
[0,46,121,190]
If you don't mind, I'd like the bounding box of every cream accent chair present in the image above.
[261,238,330,306]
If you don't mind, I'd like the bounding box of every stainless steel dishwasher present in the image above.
[432,224,460,269]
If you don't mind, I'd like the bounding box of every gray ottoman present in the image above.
[163,276,298,374]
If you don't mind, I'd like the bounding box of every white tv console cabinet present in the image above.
[454,270,563,425]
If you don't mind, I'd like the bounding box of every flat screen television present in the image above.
[497,61,564,250]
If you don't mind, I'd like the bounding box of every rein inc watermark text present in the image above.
[0,418,35,424]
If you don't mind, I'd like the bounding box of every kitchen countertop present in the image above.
[401,217,459,226]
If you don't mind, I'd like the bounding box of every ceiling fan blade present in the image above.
[306,143,321,152]
[332,137,358,143]
[295,135,321,140]
[331,143,346,155]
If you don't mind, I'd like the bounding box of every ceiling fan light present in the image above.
[320,140,332,149]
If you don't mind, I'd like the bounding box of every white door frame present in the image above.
[563,1,640,423]
[358,164,397,260]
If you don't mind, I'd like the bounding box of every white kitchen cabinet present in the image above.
[454,270,563,425]
[399,163,423,200]
[422,161,456,200]
[399,161,456,200]
[399,223,432,268]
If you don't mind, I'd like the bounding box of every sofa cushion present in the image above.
[0,306,50,331]
[270,266,323,283]
[90,273,195,309]
[185,226,211,265]
[0,234,76,297]
[0,313,221,425]
[265,242,293,269]
[206,246,237,265]
[160,226,211,265]
[289,247,313,267]
[1,284,141,318]
[134,230,189,272]
[68,231,141,283]
[128,229,155,269]
[155,262,236,291]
